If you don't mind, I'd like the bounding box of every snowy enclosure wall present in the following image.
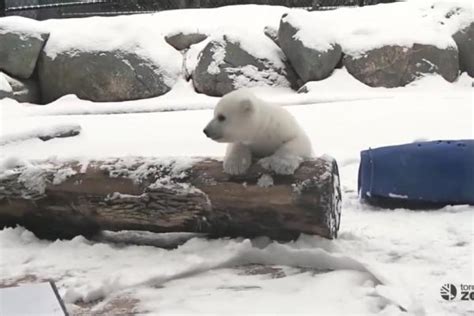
[0,0,472,104]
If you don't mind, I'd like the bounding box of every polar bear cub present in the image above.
[203,89,313,175]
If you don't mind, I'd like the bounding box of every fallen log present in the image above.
[0,156,342,241]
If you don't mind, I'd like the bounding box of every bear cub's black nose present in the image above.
[203,129,209,137]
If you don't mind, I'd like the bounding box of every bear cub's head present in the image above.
[203,89,259,143]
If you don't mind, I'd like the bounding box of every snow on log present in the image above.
[0,157,341,241]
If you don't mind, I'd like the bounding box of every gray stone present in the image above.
[165,32,207,50]
[297,84,309,94]
[0,72,40,103]
[192,36,298,97]
[278,14,342,83]
[38,50,176,103]
[0,27,49,79]
[344,44,459,87]
[453,22,474,77]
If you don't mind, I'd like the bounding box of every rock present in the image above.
[278,14,342,83]
[0,17,49,79]
[310,0,321,11]
[192,35,298,96]
[297,84,310,94]
[165,32,208,51]
[453,22,474,77]
[38,50,179,103]
[0,72,40,103]
[343,44,459,87]
[264,26,279,46]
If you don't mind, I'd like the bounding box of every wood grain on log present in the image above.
[0,157,342,241]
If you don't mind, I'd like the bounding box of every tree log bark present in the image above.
[0,157,342,241]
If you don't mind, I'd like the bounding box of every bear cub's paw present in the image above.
[224,146,252,175]
[223,155,252,175]
[259,155,303,175]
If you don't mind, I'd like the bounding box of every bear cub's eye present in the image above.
[217,114,226,122]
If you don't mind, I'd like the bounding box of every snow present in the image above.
[0,123,81,146]
[0,16,48,39]
[96,156,199,184]
[228,64,291,90]
[16,162,52,196]
[21,4,290,86]
[1,69,472,315]
[0,227,403,315]
[207,39,226,75]
[39,15,183,89]
[203,33,289,87]
[225,33,287,69]
[257,174,274,188]
[0,72,12,93]
[52,167,77,185]
[284,0,472,55]
[185,38,211,76]
[1,2,473,315]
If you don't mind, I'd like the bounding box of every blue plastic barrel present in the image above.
[358,140,474,209]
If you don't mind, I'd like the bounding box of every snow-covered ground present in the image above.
[1,0,474,313]
[1,69,472,315]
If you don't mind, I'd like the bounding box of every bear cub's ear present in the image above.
[240,97,254,113]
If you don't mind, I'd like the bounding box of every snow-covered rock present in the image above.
[343,44,459,88]
[37,16,183,103]
[263,26,279,46]
[165,32,208,51]
[0,72,40,104]
[39,50,180,103]
[453,22,474,77]
[0,17,49,79]
[280,0,472,87]
[192,34,298,96]
[278,12,342,83]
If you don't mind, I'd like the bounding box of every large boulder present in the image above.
[0,72,40,103]
[343,44,459,87]
[453,22,474,77]
[165,32,208,51]
[0,17,49,79]
[39,50,180,103]
[192,35,298,96]
[278,13,342,83]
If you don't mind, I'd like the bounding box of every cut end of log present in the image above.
[0,156,342,242]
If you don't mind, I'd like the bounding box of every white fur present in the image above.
[203,89,313,175]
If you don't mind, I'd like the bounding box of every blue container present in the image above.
[358,140,474,208]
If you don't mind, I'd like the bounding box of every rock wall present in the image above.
[0,3,472,104]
